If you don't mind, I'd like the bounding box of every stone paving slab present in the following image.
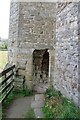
[31,94,45,118]
[35,94,45,101]
[34,108,44,118]
[31,100,44,108]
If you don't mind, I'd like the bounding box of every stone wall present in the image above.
[54,2,79,106]
[8,2,19,65]
[8,2,56,89]
[9,1,79,106]
[78,2,80,107]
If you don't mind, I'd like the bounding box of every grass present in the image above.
[0,108,2,120]
[42,87,80,119]
[2,91,15,119]
[13,87,33,98]
[0,51,8,72]
[24,107,35,118]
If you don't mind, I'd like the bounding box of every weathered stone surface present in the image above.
[14,75,25,90]
[31,100,44,109]
[54,2,79,107]
[31,94,45,109]
[18,69,26,76]
[35,94,45,101]
[8,2,79,107]
[34,108,44,118]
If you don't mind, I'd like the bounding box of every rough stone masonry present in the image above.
[8,1,80,107]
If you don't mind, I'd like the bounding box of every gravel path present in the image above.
[6,96,34,118]
[6,94,45,118]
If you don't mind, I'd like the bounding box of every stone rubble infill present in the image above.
[33,83,50,94]
[31,94,45,118]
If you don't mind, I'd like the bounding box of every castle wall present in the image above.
[9,1,79,106]
[8,2,56,89]
[8,2,19,65]
[54,2,79,106]
[78,2,80,107]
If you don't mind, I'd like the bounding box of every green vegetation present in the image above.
[14,86,33,98]
[0,108,2,120]
[0,51,8,72]
[42,87,80,119]
[2,91,15,119]
[24,107,35,118]
[0,39,8,50]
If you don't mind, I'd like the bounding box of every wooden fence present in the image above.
[0,65,15,104]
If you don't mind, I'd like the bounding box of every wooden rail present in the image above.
[0,65,15,104]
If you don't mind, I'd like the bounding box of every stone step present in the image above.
[31,94,45,118]
[31,100,44,109]
[31,94,45,109]
[14,75,25,90]
[34,108,44,118]
[15,75,25,82]
[35,94,45,101]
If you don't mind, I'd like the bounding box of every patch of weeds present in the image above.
[23,87,33,97]
[24,107,35,118]
[45,87,62,99]
[14,87,33,97]
[42,87,80,119]
[13,89,24,97]
[42,102,53,118]
[2,91,15,118]
[0,108,2,120]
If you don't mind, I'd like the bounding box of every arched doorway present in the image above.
[33,49,49,88]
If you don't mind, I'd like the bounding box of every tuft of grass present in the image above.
[23,87,33,97]
[0,108,2,120]
[42,87,80,119]
[14,87,33,98]
[45,87,62,99]
[24,107,35,118]
[2,91,15,118]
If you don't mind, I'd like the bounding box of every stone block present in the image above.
[31,100,44,109]
[35,94,45,101]
[18,69,26,76]
[34,108,44,118]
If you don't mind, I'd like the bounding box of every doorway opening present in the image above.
[33,49,49,85]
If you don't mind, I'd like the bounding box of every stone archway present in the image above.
[32,49,49,92]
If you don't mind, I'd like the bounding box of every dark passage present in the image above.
[33,49,49,85]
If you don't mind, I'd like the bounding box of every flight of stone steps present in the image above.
[14,75,25,90]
